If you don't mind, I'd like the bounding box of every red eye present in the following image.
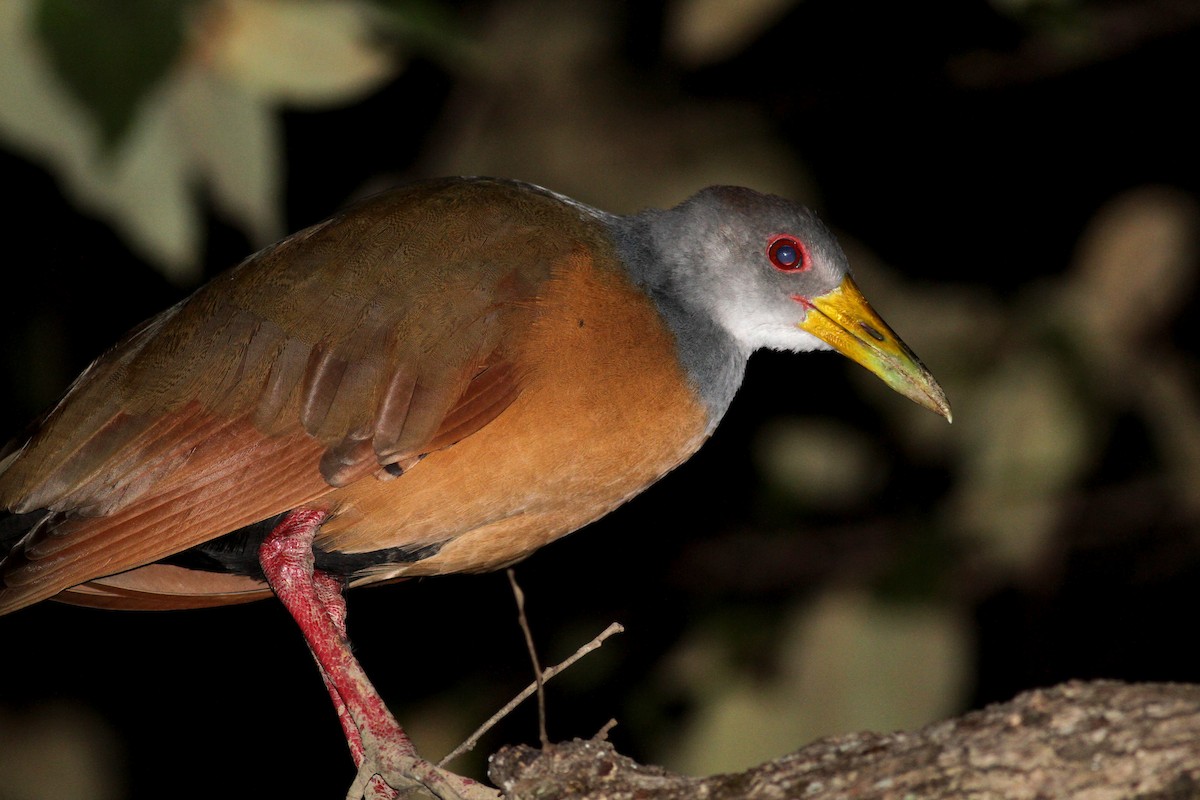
[768,235,808,272]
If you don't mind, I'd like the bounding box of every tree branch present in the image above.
[487,681,1200,799]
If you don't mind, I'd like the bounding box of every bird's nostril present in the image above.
[859,322,886,342]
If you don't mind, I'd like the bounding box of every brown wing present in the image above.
[0,179,585,613]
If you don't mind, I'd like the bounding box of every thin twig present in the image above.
[438,620,626,767]
[595,718,619,740]
[508,568,549,747]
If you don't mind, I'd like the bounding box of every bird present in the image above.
[0,177,949,799]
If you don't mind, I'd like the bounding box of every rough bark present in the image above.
[486,681,1200,800]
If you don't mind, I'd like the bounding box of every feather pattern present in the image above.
[0,179,603,612]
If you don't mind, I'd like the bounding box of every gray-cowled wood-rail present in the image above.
[0,177,950,799]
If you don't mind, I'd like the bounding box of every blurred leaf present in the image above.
[753,417,885,512]
[0,0,200,276]
[34,0,191,149]
[970,352,1091,494]
[178,69,282,246]
[371,0,473,60]
[0,702,125,800]
[0,0,406,281]
[665,0,799,66]
[952,350,1093,571]
[664,589,970,775]
[1067,186,1199,350]
[1063,187,1200,514]
[82,84,200,280]
[204,0,398,105]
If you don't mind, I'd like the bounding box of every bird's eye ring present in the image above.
[767,235,808,272]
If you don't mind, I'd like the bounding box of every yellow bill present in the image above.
[798,275,952,421]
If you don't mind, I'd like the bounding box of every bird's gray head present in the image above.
[639,186,850,355]
[613,186,952,421]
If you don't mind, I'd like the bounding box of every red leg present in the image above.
[310,570,369,763]
[312,571,398,800]
[258,509,488,800]
[309,575,384,796]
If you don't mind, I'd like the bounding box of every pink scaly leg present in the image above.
[309,571,368,762]
[311,571,397,800]
[258,509,490,800]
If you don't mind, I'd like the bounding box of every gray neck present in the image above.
[604,211,749,432]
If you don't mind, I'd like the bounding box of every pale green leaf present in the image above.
[754,417,885,510]
[34,0,191,148]
[88,82,202,281]
[664,590,970,775]
[0,0,200,279]
[205,0,398,104]
[177,70,283,246]
[665,0,800,66]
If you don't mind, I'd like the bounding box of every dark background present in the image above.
[2,1,1200,798]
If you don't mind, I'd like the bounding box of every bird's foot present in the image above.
[348,748,497,800]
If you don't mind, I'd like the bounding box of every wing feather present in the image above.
[0,178,594,612]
